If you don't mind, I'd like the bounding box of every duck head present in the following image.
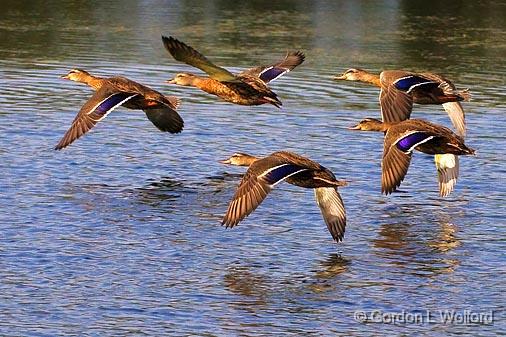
[166,73,198,86]
[61,68,92,82]
[334,68,369,81]
[348,118,387,132]
[219,152,258,166]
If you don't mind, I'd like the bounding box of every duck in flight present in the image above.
[55,69,184,150]
[220,151,347,242]
[162,36,304,108]
[335,68,470,137]
[336,68,470,196]
[349,118,475,196]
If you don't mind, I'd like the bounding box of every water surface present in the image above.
[1,1,505,336]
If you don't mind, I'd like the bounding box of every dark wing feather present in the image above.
[222,170,272,228]
[239,51,305,83]
[395,131,435,153]
[224,76,282,107]
[314,187,346,242]
[379,85,413,123]
[162,35,237,82]
[110,78,184,133]
[143,106,184,133]
[222,162,307,227]
[382,130,413,194]
[55,88,137,150]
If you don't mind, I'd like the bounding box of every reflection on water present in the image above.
[224,265,269,308]
[427,222,461,253]
[373,223,412,252]
[134,176,187,206]
[1,0,505,336]
[314,254,351,280]
[308,254,351,293]
[372,203,464,278]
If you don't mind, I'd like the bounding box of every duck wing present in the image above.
[382,129,420,194]
[379,72,414,123]
[226,75,282,107]
[382,143,412,195]
[222,158,309,227]
[141,94,184,134]
[112,77,184,133]
[55,87,138,150]
[162,35,237,82]
[383,126,444,194]
[239,51,305,84]
[435,154,459,197]
[143,106,184,133]
[418,73,467,137]
[442,102,466,138]
[314,187,346,242]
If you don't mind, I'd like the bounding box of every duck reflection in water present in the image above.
[373,210,461,277]
[314,253,351,280]
[134,176,187,207]
[223,265,270,309]
[305,254,352,294]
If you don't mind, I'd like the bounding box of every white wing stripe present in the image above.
[258,164,308,187]
[88,93,137,121]
[406,81,437,94]
[392,76,437,94]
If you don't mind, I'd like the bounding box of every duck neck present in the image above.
[240,155,259,166]
[78,73,104,90]
[378,122,391,132]
[366,119,391,132]
[359,72,381,88]
[193,77,222,93]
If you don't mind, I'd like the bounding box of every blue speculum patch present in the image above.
[263,164,304,185]
[260,68,285,82]
[95,93,135,116]
[396,132,432,152]
[394,76,437,92]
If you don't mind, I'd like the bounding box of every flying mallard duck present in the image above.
[349,118,475,195]
[336,68,470,196]
[162,36,304,108]
[335,68,469,136]
[56,69,183,150]
[220,151,347,242]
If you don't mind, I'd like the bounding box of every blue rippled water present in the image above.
[1,1,505,336]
